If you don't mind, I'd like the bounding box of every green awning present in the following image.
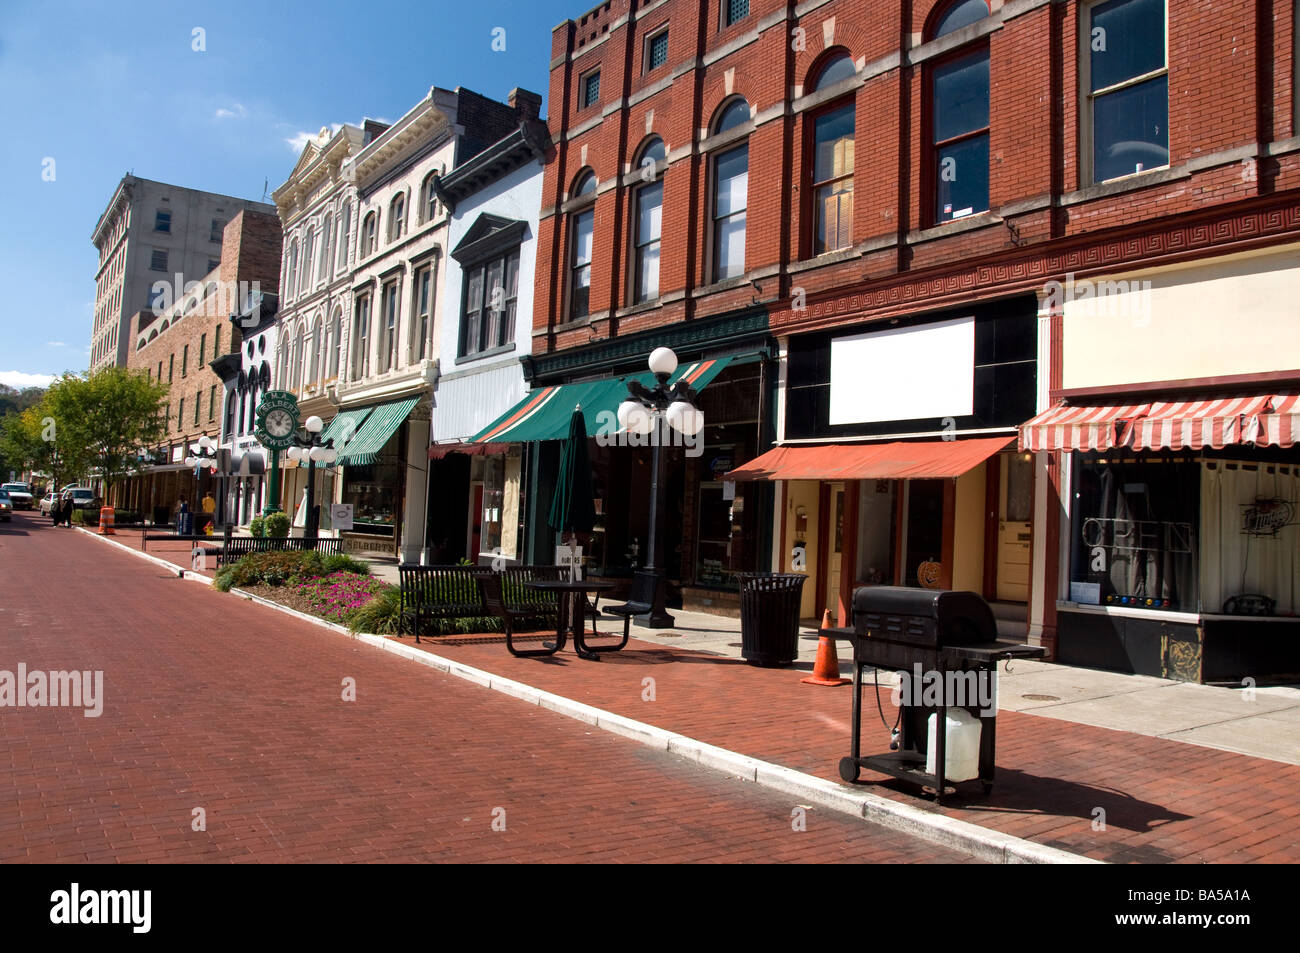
[471,355,740,444]
[667,355,733,391]
[320,408,372,455]
[337,397,420,466]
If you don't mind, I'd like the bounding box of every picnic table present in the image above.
[523,579,622,661]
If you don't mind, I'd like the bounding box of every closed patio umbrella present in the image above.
[548,406,597,577]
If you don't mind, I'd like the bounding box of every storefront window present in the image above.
[342,461,402,535]
[476,454,505,557]
[1069,455,1198,611]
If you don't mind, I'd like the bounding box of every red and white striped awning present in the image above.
[1019,402,1150,452]
[1131,395,1272,450]
[1247,393,1300,448]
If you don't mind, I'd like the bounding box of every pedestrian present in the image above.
[58,488,74,527]
[201,491,216,533]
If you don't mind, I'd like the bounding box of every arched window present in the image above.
[809,52,856,255]
[633,138,666,303]
[360,212,377,257]
[711,99,750,281]
[301,228,315,293]
[568,171,597,320]
[286,239,299,298]
[319,214,333,282]
[929,0,991,223]
[328,307,342,379]
[388,193,405,242]
[336,202,352,269]
[422,173,438,223]
[224,391,236,441]
[308,315,322,385]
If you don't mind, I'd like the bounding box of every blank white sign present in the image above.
[829,316,975,426]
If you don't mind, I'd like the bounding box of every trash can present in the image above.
[738,572,807,667]
[152,505,169,527]
[177,512,194,536]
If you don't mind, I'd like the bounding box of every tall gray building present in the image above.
[90,174,275,370]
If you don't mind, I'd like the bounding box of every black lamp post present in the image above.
[184,437,220,532]
[616,346,704,628]
[284,415,336,540]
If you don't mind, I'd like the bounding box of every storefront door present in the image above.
[996,453,1033,601]
[824,483,846,619]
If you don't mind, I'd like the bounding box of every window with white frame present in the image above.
[412,264,432,362]
[360,212,377,257]
[633,138,666,303]
[1084,0,1168,183]
[319,214,332,282]
[352,295,371,379]
[301,229,315,294]
[337,203,351,270]
[389,194,405,242]
[329,307,342,379]
[379,280,399,373]
[711,99,750,281]
[422,174,438,223]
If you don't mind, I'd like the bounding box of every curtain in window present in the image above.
[1200,463,1300,615]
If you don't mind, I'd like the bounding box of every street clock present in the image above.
[254,390,300,451]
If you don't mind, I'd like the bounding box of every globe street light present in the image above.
[616,346,704,628]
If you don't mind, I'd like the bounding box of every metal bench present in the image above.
[602,569,659,640]
[216,537,343,566]
[397,565,494,643]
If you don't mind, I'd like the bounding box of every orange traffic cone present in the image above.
[802,608,850,686]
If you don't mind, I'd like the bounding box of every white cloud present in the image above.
[284,122,344,152]
[215,104,247,120]
[0,371,55,389]
[47,341,66,348]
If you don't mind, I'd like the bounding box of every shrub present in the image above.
[212,549,362,591]
[347,584,403,634]
[265,512,290,538]
[248,516,266,538]
[71,509,86,525]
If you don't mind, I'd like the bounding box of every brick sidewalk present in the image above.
[394,630,1300,864]
[0,514,968,863]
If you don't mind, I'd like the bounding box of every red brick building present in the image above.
[120,209,283,523]
[520,0,1300,679]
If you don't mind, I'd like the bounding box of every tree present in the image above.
[37,368,169,499]
[0,384,47,480]
[0,405,60,484]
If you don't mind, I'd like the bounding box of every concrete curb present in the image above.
[76,527,213,583]
[89,527,1098,864]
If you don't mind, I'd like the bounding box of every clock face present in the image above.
[265,409,296,438]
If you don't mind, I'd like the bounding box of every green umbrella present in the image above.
[548,406,597,564]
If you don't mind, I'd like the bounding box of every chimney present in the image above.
[509,88,543,121]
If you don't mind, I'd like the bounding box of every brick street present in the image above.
[0,512,969,863]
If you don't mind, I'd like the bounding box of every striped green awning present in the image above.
[320,408,373,456]
[337,398,419,466]
[470,355,736,444]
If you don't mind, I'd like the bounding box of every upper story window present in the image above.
[711,99,750,281]
[150,248,168,272]
[337,202,352,269]
[580,69,601,109]
[460,249,519,358]
[422,174,439,223]
[929,0,991,223]
[568,172,597,320]
[1084,0,1168,183]
[809,53,857,255]
[308,316,322,385]
[379,280,400,374]
[412,264,432,362]
[724,0,749,27]
[644,27,669,72]
[210,218,226,243]
[182,344,189,377]
[328,307,343,379]
[285,240,298,296]
[633,138,666,303]
[352,294,371,379]
[319,214,333,282]
[389,193,406,242]
[301,229,315,294]
[360,211,377,257]
[154,210,171,233]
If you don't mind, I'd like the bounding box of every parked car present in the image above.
[0,489,12,522]
[39,491,57,516]
[1,483,34,509]
[64,488,100,511]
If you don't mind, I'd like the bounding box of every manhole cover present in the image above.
[1022,693,1060,701]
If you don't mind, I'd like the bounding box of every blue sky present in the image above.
[0,0,572,388]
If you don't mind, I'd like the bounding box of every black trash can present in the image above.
[152,505,169,527]
[738,572,808,667]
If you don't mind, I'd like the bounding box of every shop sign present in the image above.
[330,503,354,531]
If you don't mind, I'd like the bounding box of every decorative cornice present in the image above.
[527,308,772,382]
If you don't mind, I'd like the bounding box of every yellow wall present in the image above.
[951,465,987,594]
[1061,245,1300,389]
[783,480,821,618]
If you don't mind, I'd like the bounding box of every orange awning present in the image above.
[725,436,1013,482]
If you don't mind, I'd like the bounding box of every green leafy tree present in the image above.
[40,368,169,500]
[0,404,61,486]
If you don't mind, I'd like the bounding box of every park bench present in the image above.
[216,537,343,566]
[602,569,659,639]
[397,565,494,643]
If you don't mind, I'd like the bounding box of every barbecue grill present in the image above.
[828,586,1045,803]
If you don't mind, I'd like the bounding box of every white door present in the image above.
[996,454,1033,602]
